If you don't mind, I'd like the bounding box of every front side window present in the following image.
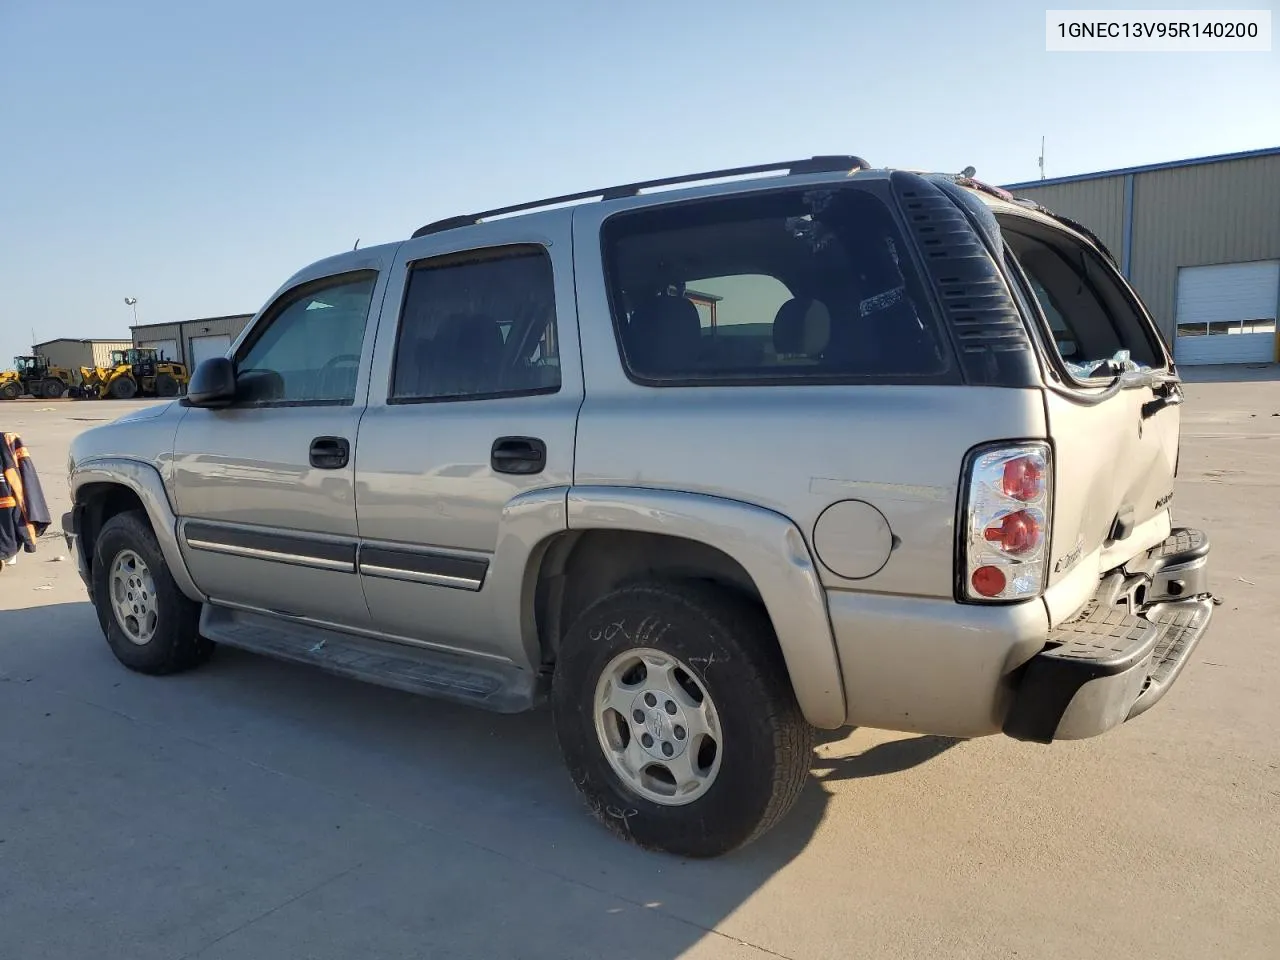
[391,245,560,402]
[602,186,949,384]
[234,272,377,404]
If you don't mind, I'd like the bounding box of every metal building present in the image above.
[32,338,133,372]
[131,314,254,370]
[1004,146,1280,366]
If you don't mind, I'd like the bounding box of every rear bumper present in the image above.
[823,526,1212,740]
[1003,527,1213,743]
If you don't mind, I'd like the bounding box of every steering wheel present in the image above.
[321,354,360,372]
[315,353,361,399]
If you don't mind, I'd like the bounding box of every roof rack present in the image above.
[410,155,871,239]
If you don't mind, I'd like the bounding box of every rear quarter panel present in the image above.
[570,199,1049,599]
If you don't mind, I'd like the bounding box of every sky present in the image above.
[1,0,1277,365]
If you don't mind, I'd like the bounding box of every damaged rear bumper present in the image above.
[1003,528,1213,743]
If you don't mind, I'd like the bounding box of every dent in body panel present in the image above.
[573,386,1048,599]
[1043,387,1178,593]
[827,588,1049,737]
[566,485,847,729]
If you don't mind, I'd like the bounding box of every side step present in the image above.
[200,604,542,714]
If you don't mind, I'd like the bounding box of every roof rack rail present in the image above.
[410,155,871,239]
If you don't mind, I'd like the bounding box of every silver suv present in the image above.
[64,156,1213,858]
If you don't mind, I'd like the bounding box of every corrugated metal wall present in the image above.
[1012,176,1127,258]
[132,316,253,366]
[177,316,252,367]
[1129,154,1280,330]
[32,340,93,372]
[1008,153,1280,341]
[132,324,182,349]
[33,340,130,374]
[91,341,133,367]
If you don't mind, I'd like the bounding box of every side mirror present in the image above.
[185,357,237,408]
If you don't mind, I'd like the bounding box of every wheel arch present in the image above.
[524,486,847,729]
[72,460,205,602]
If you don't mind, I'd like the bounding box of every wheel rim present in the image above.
[109,549,159,645]
[593,647,724,806]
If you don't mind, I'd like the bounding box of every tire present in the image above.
[551,580,815,858]
[43,379,66,399]
[154,373,179,398]
[108,376,138,400]
[91,510,212,675]
[0,382,19,400]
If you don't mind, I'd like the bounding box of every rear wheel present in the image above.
[0,381,19,400]
[43,379,66,399]
[154,373,180,398]
[551,580,815,858]
[91,510,212,674]
[108,375,138,399]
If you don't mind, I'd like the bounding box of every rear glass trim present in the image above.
[996,210,1171,388]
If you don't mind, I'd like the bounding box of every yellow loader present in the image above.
[0,355,76,400]
[76,348,190,400]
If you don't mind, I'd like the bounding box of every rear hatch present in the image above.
[996,209,1182,624]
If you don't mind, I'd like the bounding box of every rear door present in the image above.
[999,213,1181,622]
[353,217,581,665]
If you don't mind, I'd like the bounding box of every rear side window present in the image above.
[390,245,561,403]
[601,186,950,385]
[1001,218,1167,377]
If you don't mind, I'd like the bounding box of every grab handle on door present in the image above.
[310,436,350,470]
[491,436,546,475]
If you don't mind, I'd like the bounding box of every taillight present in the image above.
[960,442,1052,603]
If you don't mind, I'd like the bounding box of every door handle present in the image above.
[309,436,350,470]
[491,436,546,475]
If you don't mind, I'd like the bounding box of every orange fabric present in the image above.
[2,434,34,545]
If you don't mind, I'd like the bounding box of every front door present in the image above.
[354,218,582,666]
[172,261,391,629]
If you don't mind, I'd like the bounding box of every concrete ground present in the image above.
[1,384,1277,960]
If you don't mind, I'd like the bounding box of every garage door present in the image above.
[1174,261,1278,365]
[139,339,180,363]
[188,334,232,369]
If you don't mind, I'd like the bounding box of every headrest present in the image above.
[434,313,504,360]
[772,298,831,357]
[626,295,702,374]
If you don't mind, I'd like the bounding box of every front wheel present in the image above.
[108,376,138,400]
[551,580,815,858]
[0,381,19,400]
[91,510,212,674]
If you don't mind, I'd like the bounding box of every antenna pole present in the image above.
[1039,136,1046,180]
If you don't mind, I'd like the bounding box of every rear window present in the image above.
[1000,217,1167,378]
[601,186,951,385]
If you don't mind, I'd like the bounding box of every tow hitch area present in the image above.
[1003,528,1213,744]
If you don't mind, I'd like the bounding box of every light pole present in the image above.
[124,297,138,325]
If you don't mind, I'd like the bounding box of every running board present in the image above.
[199,604,541,713]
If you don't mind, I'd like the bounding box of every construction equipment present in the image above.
[77,348,189,400]
[0,356,76,400]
